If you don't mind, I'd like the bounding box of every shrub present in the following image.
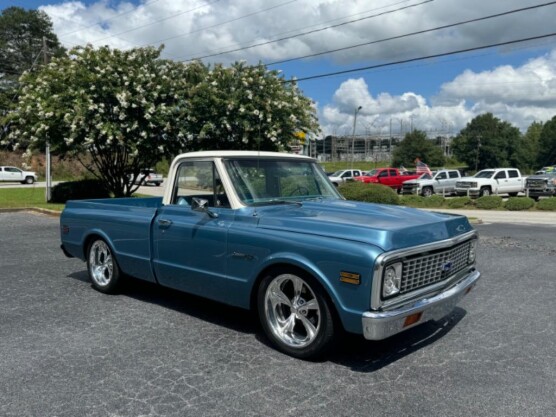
[400,194,445,208]
[504,197,535,211]
[338,182,400,205]
[446,196,472,209]
[537,197,556,211]
[475,195,503,210]
[50,179,110,203]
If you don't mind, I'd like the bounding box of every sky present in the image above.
[4,0,556,137]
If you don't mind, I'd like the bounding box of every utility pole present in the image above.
[351,106,362,169]
[474,134,482,172]
[43,36,52,202]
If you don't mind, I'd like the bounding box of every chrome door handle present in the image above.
[157,219,172,227]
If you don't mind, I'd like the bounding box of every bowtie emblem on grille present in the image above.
[441,261,453,272]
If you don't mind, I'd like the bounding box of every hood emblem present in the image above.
[441,261,453,272]
[456,225,466,233]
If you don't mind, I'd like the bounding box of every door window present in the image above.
[449,171,459,179]
[436,172,447,180]
[494,171,507,179]
[172,161,229,208]
[508,170,519,178]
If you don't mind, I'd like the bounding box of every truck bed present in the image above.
[61,197,164,283]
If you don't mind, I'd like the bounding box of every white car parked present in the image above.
[0,166,38,184]
[327,169,363,186]
[455,168,524,197]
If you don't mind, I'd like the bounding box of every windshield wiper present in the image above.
[250,199,303,207]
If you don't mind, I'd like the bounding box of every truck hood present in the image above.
[255,200,473,252]
[527,174,556,181]
[402,179,433,186]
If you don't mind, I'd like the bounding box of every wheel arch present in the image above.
[249,260,344,331]
[82,230,116,260]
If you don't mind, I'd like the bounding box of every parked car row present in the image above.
[347,165,556,200]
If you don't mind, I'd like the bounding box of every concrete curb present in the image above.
[424,208,556,225]
[1,206,555,225]
[0,207,61,217]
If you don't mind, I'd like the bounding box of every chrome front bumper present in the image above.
[362,270,480,340]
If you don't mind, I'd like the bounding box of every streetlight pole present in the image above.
[351,106,362,169]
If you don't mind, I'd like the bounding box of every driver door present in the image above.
[152,160,234,304]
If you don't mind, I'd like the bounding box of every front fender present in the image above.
[250,247,381,334]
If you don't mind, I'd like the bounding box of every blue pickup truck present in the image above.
[60,151,480,359]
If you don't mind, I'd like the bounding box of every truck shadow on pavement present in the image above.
[329,308,466,372]
[68,271,466,370]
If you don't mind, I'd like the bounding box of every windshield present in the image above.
[365,169,379,176]
[331,170,345,177]
[475,170,495,178]
[419,173,432,180]
[224,158,342,205]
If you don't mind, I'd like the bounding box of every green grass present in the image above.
[0,188,65,211]
[321,161,389,172]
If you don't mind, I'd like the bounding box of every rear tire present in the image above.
[257,269,336,359]
[86,238,122,294]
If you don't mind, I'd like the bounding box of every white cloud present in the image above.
[38,0,556,134]
[42,0,555,64]
[320,48,556,136]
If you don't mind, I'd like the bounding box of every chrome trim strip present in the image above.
[362,270,480,340]
[370,231,478,310]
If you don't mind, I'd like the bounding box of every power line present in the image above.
[78,0,221,46]
[136,0,299,48]
[286,32,556,83]
[268,1,556,66]
[182,0,432,61]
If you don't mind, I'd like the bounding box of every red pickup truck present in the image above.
[354,168,421,191]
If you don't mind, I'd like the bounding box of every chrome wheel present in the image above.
[264,274,321,348]
[88,240,114,287]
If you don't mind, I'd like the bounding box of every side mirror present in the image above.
[191,197,219,218]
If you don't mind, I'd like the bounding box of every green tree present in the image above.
[6,45,201,197]
[452,113,522,171]
[0,7,65,146]
[392,129,445,168]
[183,62,320,151]
[537,115,556,167]
[6,46,321,197]
[519,121,543,171]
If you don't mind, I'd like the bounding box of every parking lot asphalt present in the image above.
[1,212,555,417]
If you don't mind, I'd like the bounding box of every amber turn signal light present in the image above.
[403,312,423,328]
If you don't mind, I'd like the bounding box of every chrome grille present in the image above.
[402,184,418,193]
[399,241,471,294]
[526,179,547,189]
[456,181,471,188]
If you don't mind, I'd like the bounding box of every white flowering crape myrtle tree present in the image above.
[7,45,205,197]
[8,46,320,196]
[183,62,320,151]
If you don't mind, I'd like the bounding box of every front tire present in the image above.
[479,187,491,197]
[87,238,122,294]
[257,269,336,359]
[422,187,433,197]
[25,176,34,184]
